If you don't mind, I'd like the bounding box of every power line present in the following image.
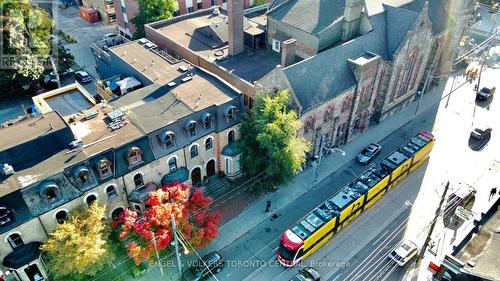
[175,226,221,281]
[356,183,470,281]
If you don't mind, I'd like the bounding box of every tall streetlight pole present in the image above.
[151,232,164,276]
[171,214,183,275]
[312,135,346,184]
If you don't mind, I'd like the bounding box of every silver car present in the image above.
[356,143,381,164]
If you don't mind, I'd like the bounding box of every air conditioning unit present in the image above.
[69,139,83,149]
[1,164,14,176]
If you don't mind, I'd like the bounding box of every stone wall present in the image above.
[267,18,319,59]
[380,10,434,121]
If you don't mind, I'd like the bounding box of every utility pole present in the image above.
[312,135,325,184]
[415,61,436,115]
[151,232,164,276]
[50,56,61,88]
[416,181,450,263]
[171,214,183,275]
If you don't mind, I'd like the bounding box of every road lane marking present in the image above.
[371,230,389,246]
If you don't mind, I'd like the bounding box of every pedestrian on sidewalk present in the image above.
[265,200,271,212]
[489,187,497,201]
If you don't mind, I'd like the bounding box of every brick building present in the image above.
[114,0,268,38]
[142,0,466,156]
[0,38,242,280]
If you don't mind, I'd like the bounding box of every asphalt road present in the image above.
[202,99,439,281]
[327,209,411,281]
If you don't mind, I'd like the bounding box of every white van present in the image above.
[387,240,418,266]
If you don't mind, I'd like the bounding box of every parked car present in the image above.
[444,185,476,216]
[60,67,75,78]
[470,127,492,140]
[41,75,59,90]
[75,71,92,83]
[356,143,381,164]
[289,267,321,281]
[387,240,418,266]
[476,86,496,100]
[182,251,224,281]
[103,33,119,40]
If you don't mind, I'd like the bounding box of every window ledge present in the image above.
[128,160,144,170]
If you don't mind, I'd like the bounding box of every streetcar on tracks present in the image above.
[277,131,435,266]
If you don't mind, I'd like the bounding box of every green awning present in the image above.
[221,142,241,157]
[161,167,189,185]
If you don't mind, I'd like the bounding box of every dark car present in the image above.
[289,267,321,281]
[476,87,496,100]
[470,127,492,140]
[182,252,224,281]
[75,71,92,83]
[469,127,492,151]
[356,143,381,164]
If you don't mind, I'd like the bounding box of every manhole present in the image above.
[265,227,271,233]
[271,214,279,219]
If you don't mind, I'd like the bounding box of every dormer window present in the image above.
[186,120,197,137]
[74,166,91,186]
[163,131,175,147]
[40,182,60,204]
[46,187,57,202]
[225,106,237,122]
[201,113,212,129]
[128,147,142,166]
[97,158,112,178]
[0,207,14,226]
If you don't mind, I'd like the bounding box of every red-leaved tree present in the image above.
[113,182,221,264]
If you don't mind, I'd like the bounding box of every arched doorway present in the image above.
[191,167,202,186]
[206,160,216,177]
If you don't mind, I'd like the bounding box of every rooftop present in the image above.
[108,40,240,133]
[267,0,345,36]
[0,112,67,152]
[148,8,280,83]
[455,207,500,280]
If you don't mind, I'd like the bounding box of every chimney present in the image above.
[281,38,297,67]
[228,0,244,56]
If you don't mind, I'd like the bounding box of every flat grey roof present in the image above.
[149,8,280,83]
[0,112,67,152]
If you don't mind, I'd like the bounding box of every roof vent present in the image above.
[213,7,220,15]
[69,139,83,150]
[181,76,193,83]
[144,42,157,49]
[138,38,149,44]
[1,164,14,176]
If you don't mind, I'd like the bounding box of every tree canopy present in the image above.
[0,0,74,97]
[41,203,114,280]
[113,182,221,265]
[239,89,311,185]
[130,0,177,39]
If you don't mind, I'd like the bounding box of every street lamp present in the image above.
[312,135,346,184]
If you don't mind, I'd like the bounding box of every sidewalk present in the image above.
[413,161,500,281]
[123,78,449,281]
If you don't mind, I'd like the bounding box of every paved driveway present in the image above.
[55,6,117,79]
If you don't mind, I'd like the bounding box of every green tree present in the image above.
[130,0,177,39]
[0,0,74,97]
[239,89,311,185]
[41,203,115,280]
